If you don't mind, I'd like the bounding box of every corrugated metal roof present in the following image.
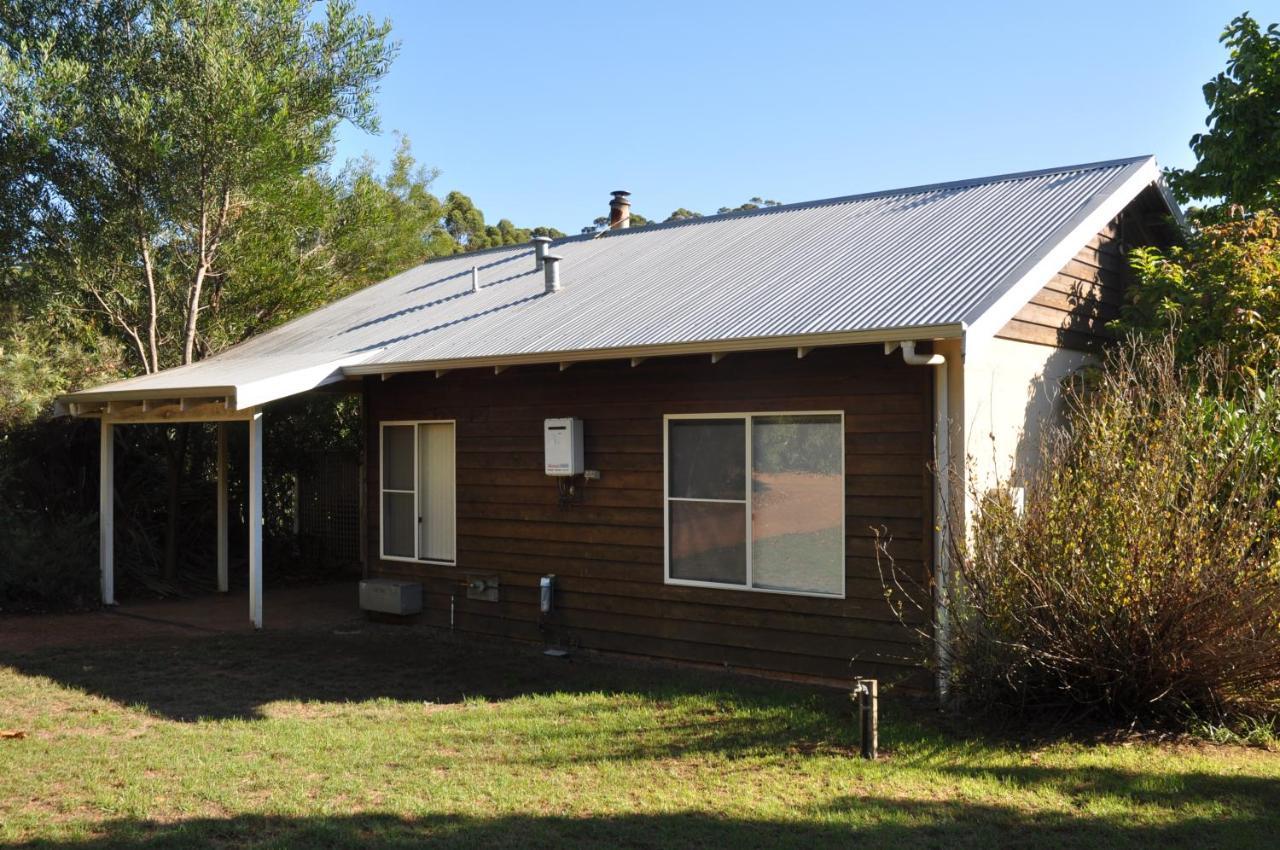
[64,155,1171,408]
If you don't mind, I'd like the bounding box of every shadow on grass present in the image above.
[0,626,881,758]
[7,795,1278,850]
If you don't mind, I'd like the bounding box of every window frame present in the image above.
[379,419,457,566]
[663,411,846,599]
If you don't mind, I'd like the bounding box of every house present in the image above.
[58,156,1182,692]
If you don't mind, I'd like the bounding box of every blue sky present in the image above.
[333,1,1266,234]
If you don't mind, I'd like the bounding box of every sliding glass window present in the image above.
[665,413,844,597]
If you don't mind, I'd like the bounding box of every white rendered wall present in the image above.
[962,336,1093,497]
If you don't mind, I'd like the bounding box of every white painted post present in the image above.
[216,422,229,593]
[248,412,263,629]
[99,419,115,606]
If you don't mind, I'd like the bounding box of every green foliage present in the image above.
[1117,210,1280,374]
[583,197,782,234]
[0,509,98,612]
[0,2,575,605]
[0,415,121,613]
[584,211,651,234]
[214,136,458,346]
[0,0,396,371]
[0,307,123,427]
[443,190,564,251]
[717,197,782,214]
[1167,14,1280,209]
[331,138,459,284]
[885,339,1280,728]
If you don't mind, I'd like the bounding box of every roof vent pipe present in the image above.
[531,235,553,270]
[609,190,631,229]
[543,253,563,293]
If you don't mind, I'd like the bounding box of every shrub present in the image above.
[1117,210,1280,376]
[883,338,1280,729]
[0,511,100,613]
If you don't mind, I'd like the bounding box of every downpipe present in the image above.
[886,341,951,704]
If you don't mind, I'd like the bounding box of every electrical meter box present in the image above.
[544,417,584,476]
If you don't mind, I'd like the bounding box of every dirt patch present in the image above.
[0,582,362,654]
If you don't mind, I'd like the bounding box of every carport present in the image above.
[57,352,370,628]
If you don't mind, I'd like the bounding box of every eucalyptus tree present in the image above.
[0,0,395,580]
[0,0,395,372]
[442,190,565,250]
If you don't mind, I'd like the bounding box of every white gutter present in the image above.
[886,340,951,704]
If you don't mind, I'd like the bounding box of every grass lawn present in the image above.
[2,623,1278,849]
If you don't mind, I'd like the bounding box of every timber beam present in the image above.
[101,398,250,424]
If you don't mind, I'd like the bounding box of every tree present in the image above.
[329,138,458,286]
[0,0,395,373]
[1119,13,1280,372]
[443,190,564,250]
[1118,211,1280,374]
[0,0,395,580]
[717,197,782,214]
[582,197,782,233]
[1167,14,1280,210]
[581,211,648,235]
[213,137,456,348]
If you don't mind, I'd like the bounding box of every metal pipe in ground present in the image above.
[853,678,878,759]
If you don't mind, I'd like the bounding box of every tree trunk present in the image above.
[183,264,208,366]
[162,424,190,581]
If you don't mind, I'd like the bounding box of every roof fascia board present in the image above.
[963,157,1165,344]
[342,324,965,377]
[232,354,373,410]
[1152,171,1189,230]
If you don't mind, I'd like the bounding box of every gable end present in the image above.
[995,186,1176,351]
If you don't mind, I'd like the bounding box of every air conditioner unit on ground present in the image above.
[359,579,423,615]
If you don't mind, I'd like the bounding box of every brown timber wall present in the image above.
[364,345,934,689]
[997,188,1172,351]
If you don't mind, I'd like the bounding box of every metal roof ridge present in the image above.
[404,154,1158,262]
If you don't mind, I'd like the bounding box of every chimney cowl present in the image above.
[608,190,631,230]
[542,253,563,293]
[531,235,553,270]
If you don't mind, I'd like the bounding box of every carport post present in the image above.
[99,419,115,606]
[216,423,229,593]
[249,412,263,629]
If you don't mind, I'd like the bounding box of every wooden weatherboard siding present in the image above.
[364,345,933,689]
[997,187,1174,351]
